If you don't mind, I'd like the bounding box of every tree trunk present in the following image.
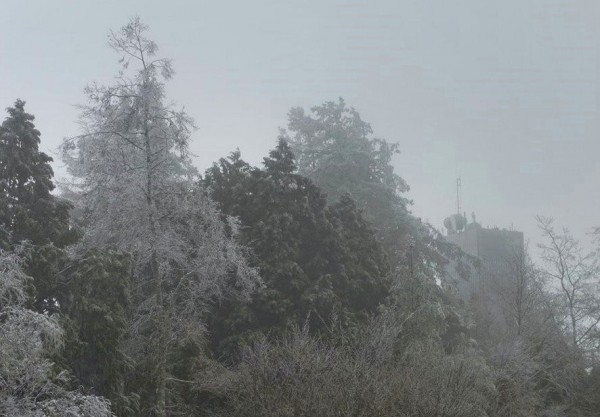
[143,100,168,417]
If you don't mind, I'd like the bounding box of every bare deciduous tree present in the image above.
[208,324,496,417]
[489,244,548,337]
[537,216,600,350]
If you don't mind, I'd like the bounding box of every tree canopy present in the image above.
[204,138,391,356]
[284,98,468,281]
[0,100,75,248]
[61,18,259,416]
[1,17,598,417]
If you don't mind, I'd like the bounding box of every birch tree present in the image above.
[61,18,258,416]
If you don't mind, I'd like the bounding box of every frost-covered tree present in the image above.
[485,244,547,338]
[0,248,114,417]
[284,98,468,281]
[61,18,259,416]
[537,217,600,350]
[285,99,409,239]
[209,322,496,417]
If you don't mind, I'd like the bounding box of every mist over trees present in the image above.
[1,18,599,417]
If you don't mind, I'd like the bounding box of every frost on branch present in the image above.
[60,17,259,415]
[0,249,113,417]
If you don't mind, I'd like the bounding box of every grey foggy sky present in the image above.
[1,0,599,254]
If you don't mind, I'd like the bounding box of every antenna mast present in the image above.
[456,177,462,214]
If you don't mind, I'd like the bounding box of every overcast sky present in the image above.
[1,0,598,255]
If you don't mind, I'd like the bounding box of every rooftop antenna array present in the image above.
[444,177,466,233]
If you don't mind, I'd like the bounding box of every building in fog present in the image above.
[444,213,525,304]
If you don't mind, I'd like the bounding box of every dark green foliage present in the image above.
[0,100,134,415]
[0,100,76,249]
[0,100,79,314]
[58,249,138,416]
[328,194,390,316]
[204,138,391,357]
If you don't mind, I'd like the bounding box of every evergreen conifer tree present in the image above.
[204,138,391,356]
[0,100,75,248]
[0,100,137,412]
[285,98,469,281]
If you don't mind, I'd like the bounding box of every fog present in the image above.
[2,0,598,253]
[2,2,600,416]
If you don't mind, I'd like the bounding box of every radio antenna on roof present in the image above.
[456,177,462,215]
